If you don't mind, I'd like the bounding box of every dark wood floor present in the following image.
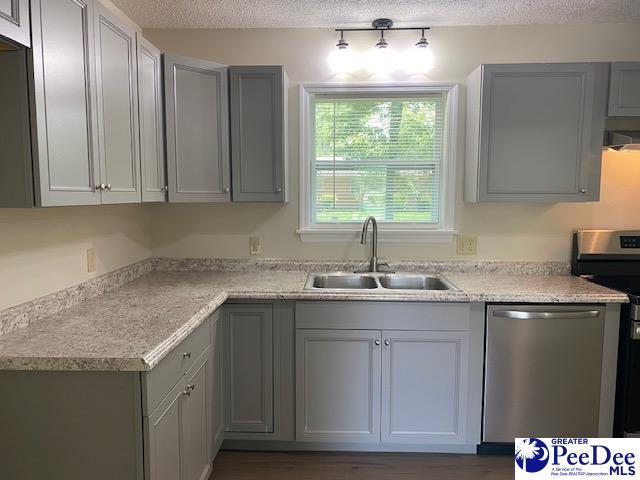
[210,451,513,480]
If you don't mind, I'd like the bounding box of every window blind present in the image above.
[311,94,445,226]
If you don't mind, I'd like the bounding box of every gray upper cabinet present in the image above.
[229,66,288,203]
[609,62,640,116]
[164,54,231,203]
[223,304,274,433]
[0,0,30,47]
[94,3,141,204]
[30,0,102,206]
[137,36,167,202]
[465,63,609,203]
[296,329,382,443]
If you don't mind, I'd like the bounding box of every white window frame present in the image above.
[297,83,459,243]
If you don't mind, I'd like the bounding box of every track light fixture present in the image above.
[330,18,433,73]
[334,18,430,51]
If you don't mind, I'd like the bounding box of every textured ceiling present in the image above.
[111,0,640,28]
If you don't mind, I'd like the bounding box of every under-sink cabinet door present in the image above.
[181,348,213,480]
[146,379,183,480]
[94,3,142,203]
[223,304,274,433]
[296,329,382,443]
[381,330,469,444]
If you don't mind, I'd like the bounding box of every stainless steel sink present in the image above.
[305,272,459,292]
[311,274,378,290]
[378,274,456,291]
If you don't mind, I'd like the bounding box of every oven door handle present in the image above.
[493,310,601,320]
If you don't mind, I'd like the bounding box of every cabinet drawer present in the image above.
[144,314,213,415]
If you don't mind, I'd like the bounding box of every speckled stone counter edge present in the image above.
[0,257,571,337]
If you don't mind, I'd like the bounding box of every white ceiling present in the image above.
[111,0,640,28]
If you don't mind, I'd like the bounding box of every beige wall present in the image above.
[0,206,150,310]
[145,24,640,262]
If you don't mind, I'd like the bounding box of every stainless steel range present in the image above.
[572,229,640,437]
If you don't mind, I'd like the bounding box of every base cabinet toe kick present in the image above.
[0,300,622,478]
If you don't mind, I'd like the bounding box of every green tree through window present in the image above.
[312,95,445,224]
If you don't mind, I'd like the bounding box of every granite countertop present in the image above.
[0,269,628,372]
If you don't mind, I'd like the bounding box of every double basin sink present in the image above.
[305,272,459,292]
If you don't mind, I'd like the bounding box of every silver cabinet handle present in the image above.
[105,184,112,191]
[384,340,390,346]
[164,185,169,192]
[275,187,282,193]
[182,352,191,359]
[580,188,587,194]
[182,383,195,397]
[224,187,230,193]
[96,183,105,191]
[374,339,381,346]
[493,310,600,320]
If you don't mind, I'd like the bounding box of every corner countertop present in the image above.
[0,269,628,372]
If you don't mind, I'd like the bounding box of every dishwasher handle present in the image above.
[493,309,601,320]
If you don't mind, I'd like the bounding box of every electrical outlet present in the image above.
[249,236,261,255]
[86,248,96,272]
[457,236,477,255]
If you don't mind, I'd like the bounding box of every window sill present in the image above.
[296,229,457,243]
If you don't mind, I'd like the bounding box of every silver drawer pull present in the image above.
[183,352,191,359]
[182,383,195,397]
[493,310,600,320]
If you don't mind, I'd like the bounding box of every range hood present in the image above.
[605,131,640,151]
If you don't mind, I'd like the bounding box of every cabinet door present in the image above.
[381,330,469,444]
[210,315,224,451]
[230,66,287,202]
[223,304,274,433]
[476,63,608,202]
[609,62,640,116]
[164,54,231,202]
[0,0,30,47]
[147,380,183,480]
[296,329,382,443]
[181,349,213,480]
[138,36,167,202]
[94,3,141,204]
[30,0,101,206]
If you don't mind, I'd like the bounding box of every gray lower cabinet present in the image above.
[0,0,30,47]
[609,62,640,116]
[0,313,219,480]
[137,36,167,202]
[221,301,295,442]
[294,301,483,448]
[164,54,231,202]
[296,329,382,443]
[381,330,469,444]
[465,63,609,203]
[229,66,288,202]
[94,3,142,203]
[223,304,274,433]
[147,379,183,480]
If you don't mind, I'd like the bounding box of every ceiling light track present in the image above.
[334,18,431,51]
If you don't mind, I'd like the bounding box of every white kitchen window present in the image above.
[298,83,458,243]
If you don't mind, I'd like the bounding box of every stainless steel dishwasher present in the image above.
[483,304,605,443]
